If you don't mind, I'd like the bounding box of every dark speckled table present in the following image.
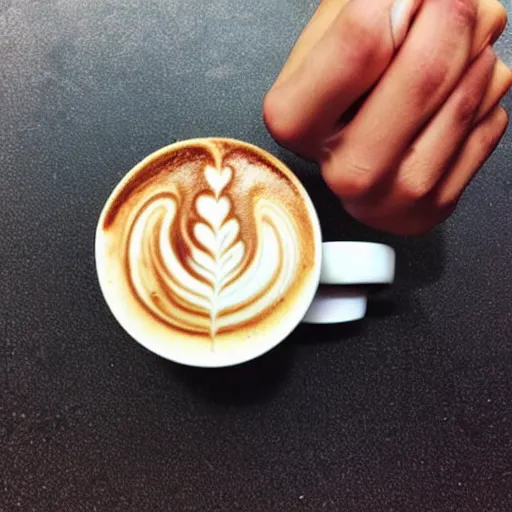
[1,1,511,511]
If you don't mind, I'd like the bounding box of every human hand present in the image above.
[263,0,512,235]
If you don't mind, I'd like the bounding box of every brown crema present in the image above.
[97,138,318,349]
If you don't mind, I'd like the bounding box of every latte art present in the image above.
[128,163,300,343]
[97,139,320,357]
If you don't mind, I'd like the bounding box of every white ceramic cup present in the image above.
[95,139,395,368]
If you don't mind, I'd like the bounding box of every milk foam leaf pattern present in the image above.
[127,163,300,346]
[191,166,245,343]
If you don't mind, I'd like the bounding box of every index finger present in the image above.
[264,0,419,157]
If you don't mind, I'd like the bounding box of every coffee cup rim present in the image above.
[95,138,324,368]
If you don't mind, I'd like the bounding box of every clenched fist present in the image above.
[264,0,512,235]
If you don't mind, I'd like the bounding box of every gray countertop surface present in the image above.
[1,1,511,511]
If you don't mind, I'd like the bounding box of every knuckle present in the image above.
[338,8,391,69]
[262,89,304,147]
[450,0,478,29]
[342,8,378,47]
[344,38,376,75]
[453,90,481,125]
[323,155,377,200]
[415,55,451,101]
[397,175,433,202]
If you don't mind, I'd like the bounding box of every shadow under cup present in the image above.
[95,138,395,368]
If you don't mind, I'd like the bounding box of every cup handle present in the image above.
[320,242,396,285]
[302,287,368,324]
[302,242,395,324]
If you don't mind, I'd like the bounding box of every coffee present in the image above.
[96,138,322,364]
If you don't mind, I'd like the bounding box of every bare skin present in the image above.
[264,0,512,235]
